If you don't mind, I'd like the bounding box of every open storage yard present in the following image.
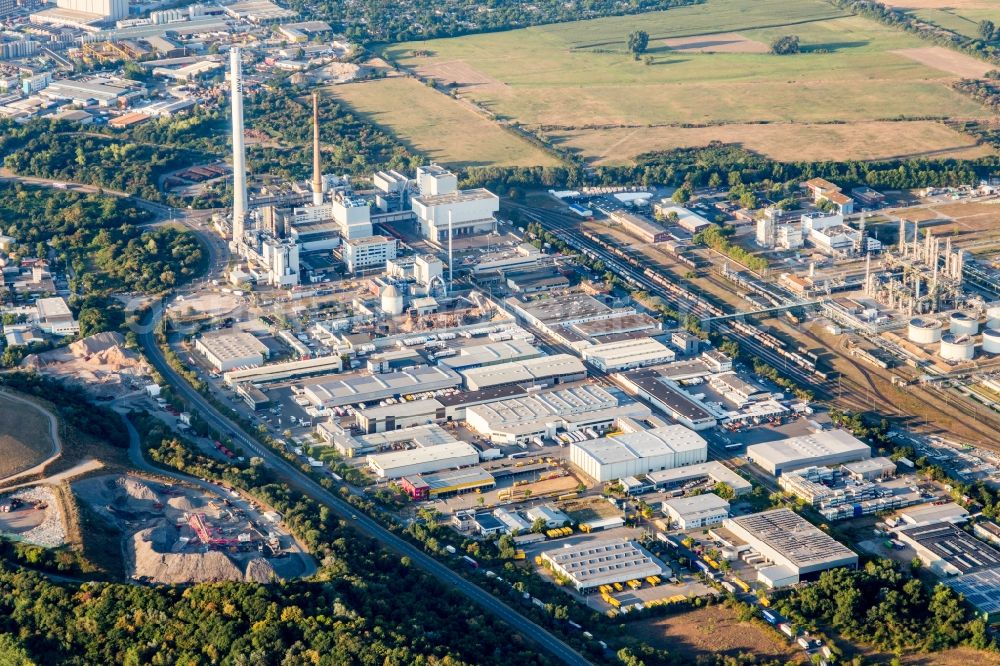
[328,76,560,168]
[631,604,806,663]
[0,392,58,482]
[383,0,995,164]
[73,474,311,584]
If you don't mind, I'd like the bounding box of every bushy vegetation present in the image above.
[295,0,701,43]
[831,0,1000,65]
[778,560,993,653]
[693,224,768,274]
[769,35,800,54]
[467,144,989,195]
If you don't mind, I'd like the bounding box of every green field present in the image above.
[328,76,560,168]
[378,0,994,164]
[913,8,998,39]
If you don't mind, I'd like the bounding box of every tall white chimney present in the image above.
[311,91,323,206]
[230,46,248,243]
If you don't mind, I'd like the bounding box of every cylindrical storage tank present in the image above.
[907,317,942,344]
[984,328,1000,354]
[940,333,976,362]
[987,306,1000,330]
[949,312,980,336]
[381,284,404,316]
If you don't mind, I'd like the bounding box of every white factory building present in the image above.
[35,296,79,336]
[321,422,455,458]
[342,234,398,273]
[303,366,462,408]
[411,165,499,243]
[195,330,269,372]
[367,440,480,479]
[460,354,586,391]
[541,538,664,593]
[465,384,651,445]
[722,509,859,587]
[354,399,445,434]
[746,429,870,477]
[571,425,708,482]
[581,337,675,372]
[438,340,542,372]
[662,493,730,529]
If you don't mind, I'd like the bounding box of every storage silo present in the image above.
[907,317,943,344]
[949,312,979,336]
[987,306,1000,330]
[983,328,1000,355]
[940,333,976,362]
[381,284,404,316]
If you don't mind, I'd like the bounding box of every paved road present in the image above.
[137,308,591,666]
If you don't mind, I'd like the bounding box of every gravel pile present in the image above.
[244,557,276,583]
[11,486,65,547]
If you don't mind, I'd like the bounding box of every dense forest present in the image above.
[0,184,202,347]
[467,144,994,195]
[292,0,702,43]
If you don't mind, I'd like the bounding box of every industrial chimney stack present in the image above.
[230,46,248,243]
[312,91,323,206]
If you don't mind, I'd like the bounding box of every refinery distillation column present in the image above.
[230,46,248,243]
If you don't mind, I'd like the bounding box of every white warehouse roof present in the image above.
[541,538,663,591]
[304,366,461,407]
[581,337,675,371]
[367,441,479,479]
[746,429,870,476]
[460,353,585,390]
[571,425,708,482]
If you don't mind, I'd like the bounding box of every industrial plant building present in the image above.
[894,521,1000,577]
[303,366,462,408]
[464,384,650,445]
[354,399,445,434]
[460,354,586,391]
[723,509,858,588]
[614,368,718,430]
[746,429,870,477]
[195,330,269,372]
[540,538,664,593]
[570,425,708,482]
[662,493,730,529]
[367,440,480,479]
[581,338,675,372]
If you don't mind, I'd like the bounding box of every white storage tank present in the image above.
[984,327,1000,354]
[907,317,942,344]
[381,284,404,316]
[987,306,1000,330]
[940,333,976,362]
[949,312,980,336]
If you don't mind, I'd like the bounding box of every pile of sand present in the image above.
[22,332,151,393]
[167,495,200,512]
[132,527,245,584]
[245,558,277,583]
[113,477,162,511]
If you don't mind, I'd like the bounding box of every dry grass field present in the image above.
[551,120,993,163]
[631,605,806,662]
[0,393,56,481]
[328,76,560,168]
[382,0,994,164]
[888,201,1000,248]
[891,46,994,77]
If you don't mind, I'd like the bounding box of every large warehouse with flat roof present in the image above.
[460,354,586,391]
[541,538,664,592]
[746,429,870,477]
[581,338,675,372]
[367,440,480,479]
[465,384,650,445]
[723,508,858,587]
[614,369,718,430]
[570,424,707,482]
[195,330,270,372]
[303,366,461,407]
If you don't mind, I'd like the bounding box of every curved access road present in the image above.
[0,390,63,488]
[137,306,591,666]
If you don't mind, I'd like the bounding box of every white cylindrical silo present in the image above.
[949,312,980,336]
[983,328,1000,354]
[907,317,942,344]
[987,306,1000,330]
[940,333,976,362]
[381,284,404,316]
